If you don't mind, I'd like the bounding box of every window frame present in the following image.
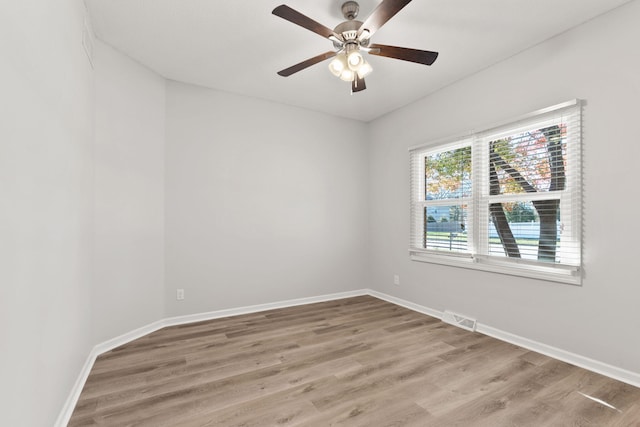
[409,100,582,285]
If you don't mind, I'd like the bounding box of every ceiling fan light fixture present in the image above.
[339,68,355,82]
[328,54,347,77]
[330,48,370,82]
[347,50,364,70]
[356,60,373,78]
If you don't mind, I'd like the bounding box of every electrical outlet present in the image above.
[176,289,185,300]
[393,275,400,286]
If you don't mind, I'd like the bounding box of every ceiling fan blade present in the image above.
[277,51,337,77]
[358,0,413,38]
[352,76,367,93]
[273,5,342,41]
[368,44,439,66]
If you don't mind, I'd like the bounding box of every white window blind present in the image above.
[409,100,582,284]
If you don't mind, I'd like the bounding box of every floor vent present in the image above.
[442,310,477,332]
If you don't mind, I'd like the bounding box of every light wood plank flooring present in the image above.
[69,296,640,426]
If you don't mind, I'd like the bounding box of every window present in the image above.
[409,100,582,284]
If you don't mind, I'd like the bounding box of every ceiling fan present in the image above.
[272,0,438,93]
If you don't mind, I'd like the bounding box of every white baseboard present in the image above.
[476,323,640,389]
[56,288,640,426]
[92,289,371,357]
[54,289,368,426]
[369,290,640,389]
[93,318,168,356]
[367,290,444,319]
[54,351,98,427]
[161,289,370,329]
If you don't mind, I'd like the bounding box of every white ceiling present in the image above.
[85,0,630,122]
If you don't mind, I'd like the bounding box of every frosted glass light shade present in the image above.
[328,54,346,77]
[347,51,364,71]
[340,69,355,81]
[357,60,373,78]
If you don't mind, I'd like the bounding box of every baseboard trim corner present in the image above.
[55,289,369,426]
[54,351,98,427]
[367,290,443,319]
[162,289,370,328]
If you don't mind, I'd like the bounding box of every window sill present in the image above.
[409,250,582,286]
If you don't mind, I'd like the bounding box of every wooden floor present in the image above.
[69,296,640,426]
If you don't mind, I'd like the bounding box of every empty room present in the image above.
[2,0,640,425]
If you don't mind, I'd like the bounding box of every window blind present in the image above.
[409,100,582,284]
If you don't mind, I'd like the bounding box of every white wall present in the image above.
[4,1,640,424]
[92,41,165,343]
[368,1,640,374]
[165,82,369,315]
[0,1,94,426]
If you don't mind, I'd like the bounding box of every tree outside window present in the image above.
[410,101,581,283]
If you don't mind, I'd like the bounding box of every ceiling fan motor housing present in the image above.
[333,19,367,49]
